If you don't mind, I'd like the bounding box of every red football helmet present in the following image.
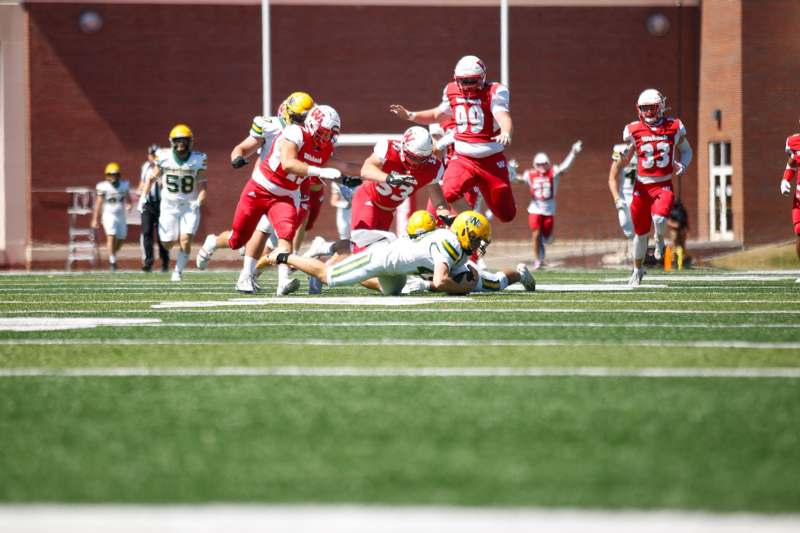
[400,126,433,170]
[304,105,341,146]
[453,55,486,97]
[637,89,666,126]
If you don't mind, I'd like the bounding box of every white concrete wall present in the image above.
[0,3,30,267]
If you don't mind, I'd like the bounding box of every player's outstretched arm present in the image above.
[230,136,263,169]
[491,110,513,145]
[557,140,583,173]
[389,104,440,125]
[782,157,797,195]
[430,262,476,295]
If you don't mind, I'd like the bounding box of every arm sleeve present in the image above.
[372,139,389,164]
[283,124,305,150]
[436,86,452,116]
[557,149,577,173]
[676,136,693,169]
[490,84,510,115]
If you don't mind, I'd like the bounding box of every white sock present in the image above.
[175,250,188,273]
[475,271,508,292]
[652,215,667,243]
[278,264,291,284]
[109,255,116,264]
[242,256,256,276]
[632,234,649,262]
[204,234,217,253]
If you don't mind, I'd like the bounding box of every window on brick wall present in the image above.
[709,142,734,240]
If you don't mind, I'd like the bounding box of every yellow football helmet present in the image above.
[169,123,194,153]
[451,210,492,255]
[104,162,121,176]
[279,91,315,126]
[406,210,437,239]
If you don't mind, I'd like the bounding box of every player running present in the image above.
[195,92,316,294]
[608,89,693,287]
[91,162,132,272]
[141,124,207,282]
[389,55,516,223]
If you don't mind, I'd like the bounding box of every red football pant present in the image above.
[630,180,674,236]
[228,180,298,250]
[528,214,554,239]
[299,187,324,231]
[440,152,516,222]
[350,185,394,231]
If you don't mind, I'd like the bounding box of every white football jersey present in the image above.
[249,115,284,163]
[95,179,129,215]
[155,148,207,203]
[380,228,468,277]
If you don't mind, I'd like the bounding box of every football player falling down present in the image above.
[257,211,535,295]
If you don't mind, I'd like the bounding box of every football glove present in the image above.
[386,173,417,187]
[189,200,201,211]
[571,140,583,153]
[673,161,686,177]
[231,155,248,169]
[340,176,363,188]
[780,179,793,195]
[614,198,627,210]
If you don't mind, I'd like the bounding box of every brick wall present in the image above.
[27,3,699,245]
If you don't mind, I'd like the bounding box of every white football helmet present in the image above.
[304,105,341,146]
[637,89,666,125]
[453,55,486,97]
[400,126,433,169]
[533,152,551,171]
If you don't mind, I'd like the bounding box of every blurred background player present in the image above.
[667,200,690,268]
[260,211,495,296]
[608,89,693,287]
[330,181,352,240]
[781,127,800,282]
[91,162,132,272]
[141,124,207,282]
[610,143,636,240]
[518,140,582,269]
[390,54,516,224]
[137,143,169,273]
[195,91,316,293]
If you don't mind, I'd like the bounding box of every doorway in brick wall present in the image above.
[709,141,734,240]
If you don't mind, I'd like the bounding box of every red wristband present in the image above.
[784,167,796,181]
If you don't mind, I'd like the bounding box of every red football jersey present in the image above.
[441,81,508,143]
[785,134,800,171]
[622,117,686,182]
[364,139,443,209]
[525,168,555,201]
[256,124,334,191]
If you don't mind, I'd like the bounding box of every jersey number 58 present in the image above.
[165,174,195,194]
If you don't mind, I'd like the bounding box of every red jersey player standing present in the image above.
[389,55,516,223]
[781,128,800,282]
[608,89,693,287]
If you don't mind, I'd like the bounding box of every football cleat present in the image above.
[109,262,117,272]
[308,275,322,295]
[196,234,217,270]
[653,239,665,262]
[628,268,644,288]
[304,236,332,258]
[236,274,257,294]
[531,260,542,271]
[276,277,300,296]
[171,271,182,282]
[516,263,536,292]
[252,271,263,291]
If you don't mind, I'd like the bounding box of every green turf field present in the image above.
[0,269,799,511]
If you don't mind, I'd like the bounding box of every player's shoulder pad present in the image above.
[155,147,171,162]
[283,123,305,146]
[373,138,390,161]
[438,229,464,262]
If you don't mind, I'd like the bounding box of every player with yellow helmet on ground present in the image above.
[141,123,208,281]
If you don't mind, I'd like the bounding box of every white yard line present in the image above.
[2,339,800,349]
[154,321,800,329]
[0,504,798,533]
[2,366,799,378]
[3,308,800,315]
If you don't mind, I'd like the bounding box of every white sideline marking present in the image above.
[2,366,799,378]
[0,318,161,332]
[3,308,800,315]
[0,505,798,533]
[603,274,799,282]
[153,321,800,329]
[3,339,800,350]
[505,283,666,291]
[152,296,470,308]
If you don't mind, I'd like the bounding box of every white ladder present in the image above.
[65,187,100,270]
